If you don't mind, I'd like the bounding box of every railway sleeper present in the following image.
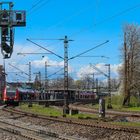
[47,131,59,138]
[6,127,21,135]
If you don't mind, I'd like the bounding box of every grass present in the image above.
[87,103,140,112]
[86,95,140,112]
[18,103,140,127]
[19,103,98,119]
[19,103,62,116]
[68,113,98,119]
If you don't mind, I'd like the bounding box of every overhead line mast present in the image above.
[60,36,73,115]
[90,64,112,109]
[27,37,109,114]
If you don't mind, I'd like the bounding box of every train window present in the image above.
[7,91,15,97]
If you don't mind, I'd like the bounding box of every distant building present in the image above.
[7,82,34,89]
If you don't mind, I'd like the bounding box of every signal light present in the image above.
[2,10,8,18]
[16,13,22,20]
[2,42,12,54]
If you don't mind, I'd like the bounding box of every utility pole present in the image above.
[29,62,31,83]
[0,2,26,58]
[90,64,112,109]
[45,61,48,91]
[45,61,51,91]
[92,73,94,92]
[60,36,73,115]
[96,78,99,95]
[105,64,112,109]
[64,36,70,115]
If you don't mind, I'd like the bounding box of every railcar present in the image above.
[75,91,97,103]
[2,86,19,106]
[18,88,36,100]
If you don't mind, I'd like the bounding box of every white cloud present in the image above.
[31,56,64,68]
[0,43,122,82]
[76,63,122,79]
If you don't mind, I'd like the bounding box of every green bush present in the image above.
[111,94,140,107]
[129,95,140,107]
[111,95,123,105]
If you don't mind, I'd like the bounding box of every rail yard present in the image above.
[0,0,140,140]
[0,106,139,140]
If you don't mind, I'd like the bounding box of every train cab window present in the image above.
[7,91,15,97]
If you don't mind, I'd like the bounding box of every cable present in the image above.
[28,0,51,14]
[27,0,46,13]
[15,73,28,80]
[47,68,64,78]
[94,3,140,26]
[69,40,109,60]
[44,3,96,32]
[17,52,52,55]
[78,55,110,59]
[16,40,62,69]
[9,63,29,76]
[70,2,140,38]
[27,39,64,60]
[90,64,108,77]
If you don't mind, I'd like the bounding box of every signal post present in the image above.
[0,2,26,59]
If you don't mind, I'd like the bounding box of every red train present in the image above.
[2,86,36,106]
[2,86,19,106]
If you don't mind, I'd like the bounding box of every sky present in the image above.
[1,0,140,82]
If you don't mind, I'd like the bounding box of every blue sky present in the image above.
[1,0,140,82]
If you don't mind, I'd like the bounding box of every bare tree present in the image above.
[121,24,140,106]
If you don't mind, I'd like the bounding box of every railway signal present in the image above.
[0,2,26,59]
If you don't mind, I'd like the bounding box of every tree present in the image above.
[121,24,140,106]
[48,76,75,89]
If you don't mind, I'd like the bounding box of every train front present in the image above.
[2,87,19,106]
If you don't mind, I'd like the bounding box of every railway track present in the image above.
[1,107,83,140]
[0,117,77,140]
[3,107,140,135]
[69,104,140,117]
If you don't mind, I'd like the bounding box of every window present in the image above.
[16,13,22,20]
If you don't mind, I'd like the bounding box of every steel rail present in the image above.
[3,107,140,135]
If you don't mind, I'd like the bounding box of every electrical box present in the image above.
[0,10,26,27]
[12,11,26,26]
